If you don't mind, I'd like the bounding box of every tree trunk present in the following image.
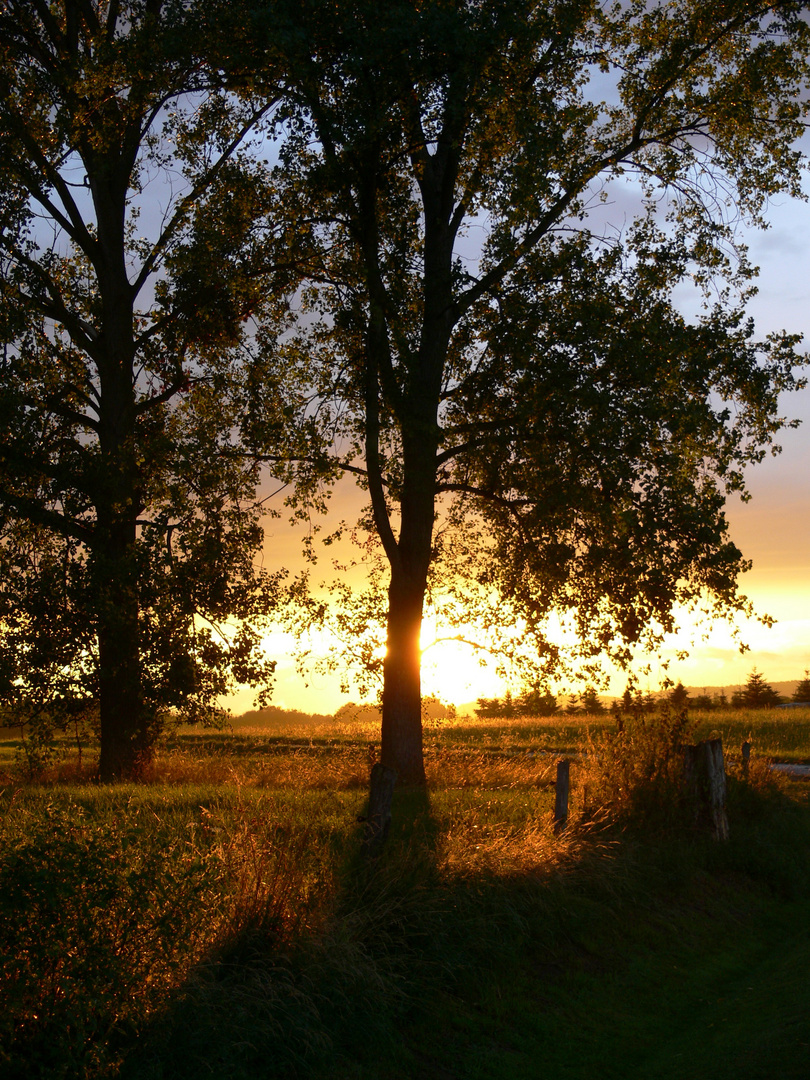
[381,564,428,785]
[95,519,151,781]
[97,625,150,780]
[364,160,452,788]
[374,370,440,786]
[93,201,149,780]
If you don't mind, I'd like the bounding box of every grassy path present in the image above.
[317,793,810,1080]
[403,882,810,1080]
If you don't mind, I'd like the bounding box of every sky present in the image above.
[228,172,810,717]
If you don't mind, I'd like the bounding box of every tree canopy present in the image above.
[0,0,298,777]
[243,0,810,781]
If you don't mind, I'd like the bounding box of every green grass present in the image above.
[1,710,809,1079]
[690,708,810,762]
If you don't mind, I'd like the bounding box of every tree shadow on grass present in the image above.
[118,782,444,1080]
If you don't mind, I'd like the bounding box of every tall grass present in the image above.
[0,783,362,1080]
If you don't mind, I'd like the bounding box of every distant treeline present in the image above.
[229,706,336,729]
[231,696,455,729]
[475,670,810,718]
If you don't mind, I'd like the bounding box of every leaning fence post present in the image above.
[741,741,751,780]
[683,737,729,841]
[554,758,570,833]
[362,762,397,858]
[703,738,729,841]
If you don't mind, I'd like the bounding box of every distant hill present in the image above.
[231,697,455,729]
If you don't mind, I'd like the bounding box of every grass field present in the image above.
[1,708,809,1079]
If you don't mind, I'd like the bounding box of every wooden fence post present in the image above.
[554,759,570,834]
[683,737,729,841]
[362,762,397,858]
[741,741,751,780]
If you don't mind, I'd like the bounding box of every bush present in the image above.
[0,804,223,1079]
[587,707,694,828]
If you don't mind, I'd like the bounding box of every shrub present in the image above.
[0,804,224,1079]
[587,707,694,828]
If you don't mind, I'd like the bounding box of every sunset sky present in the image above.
[230,156,810,718]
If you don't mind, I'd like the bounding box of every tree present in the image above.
[579,688,606,715]
[518,685,559,717]
[691,692,716,710]
[475,686,557,717]
[734,669,782,708]
[474,696,503,719]
[0,1,296,777]
[792,671,810,702]
[670,682,690,710]
[248,0,809,783]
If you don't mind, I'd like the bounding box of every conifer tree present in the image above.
[738,670,782,709]
[792,671,810,703]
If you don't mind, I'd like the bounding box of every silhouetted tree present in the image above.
[518,685,559,717]
[474,697,504,719]
[245,0,808,782]
[580,688,605,715]
[734,670,782,709]
[670,682,690,710]
[792,671,810,703]
[692,693,716,711]
[0,1,295,776]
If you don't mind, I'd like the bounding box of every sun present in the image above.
[419,624,507,707]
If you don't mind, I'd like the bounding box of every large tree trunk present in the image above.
[377,405,440,784]
[94,250,149,780]
[91,152,153,780]
[364,154,453,788]
[97,618,149,780]
[95,517,151,781]
[381,565,427,784]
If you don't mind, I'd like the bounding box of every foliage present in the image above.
[242,0,810,780]
[578,688,606,715]
[690,691,717,711]
[0,1,298,774]
[669,681,690,709]
[230,705,336,730]
[476,684,562,718]
[2,718,809,1079]
[588,707,695,827]
[0,803,225,1078]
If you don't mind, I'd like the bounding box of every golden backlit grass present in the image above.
[3,703,809,788]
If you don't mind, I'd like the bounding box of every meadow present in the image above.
[1,707,809,1079]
